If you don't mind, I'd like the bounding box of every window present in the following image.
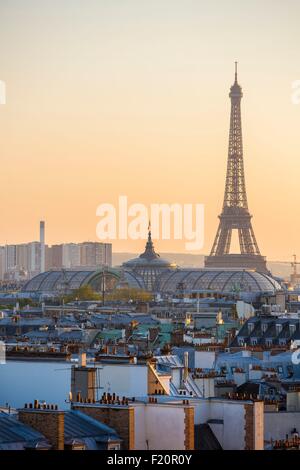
[72,444,86,450]
[108,444,120,450]
[289,324,296,336]
[287,365,294,378]
[276,324,283,335]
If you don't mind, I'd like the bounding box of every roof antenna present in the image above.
[235,61,238,83]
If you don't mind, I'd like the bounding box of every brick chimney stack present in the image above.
[19,402,65,450]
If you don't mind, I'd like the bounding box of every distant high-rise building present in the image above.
[2,241,41,280]
[0,246,5,280]
[28,241,42,276]
[4,245,17,272]
[80,242,112,268]
[45,242,112,270]
[46,244,63,269]
[16,244,29,272]
[62,243,81,268]
[0,230,112,280]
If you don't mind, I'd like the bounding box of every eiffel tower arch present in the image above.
[205,64,268,273]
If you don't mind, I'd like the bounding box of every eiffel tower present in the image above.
[205,64,268,273]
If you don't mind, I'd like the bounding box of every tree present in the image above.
[64,285,101,302]
[106,288,153,302]
[18,298,36,308]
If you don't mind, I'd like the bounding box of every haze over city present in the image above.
[0,0,300,260]
[2,1,300,458]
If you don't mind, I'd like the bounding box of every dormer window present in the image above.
[276,324,283,335]
[248,323,255,334]
[262,323,268,333]
[289,324,296,336]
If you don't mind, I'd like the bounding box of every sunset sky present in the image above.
[0,0,299,260]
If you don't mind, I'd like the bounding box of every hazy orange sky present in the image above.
[0,0,299,260]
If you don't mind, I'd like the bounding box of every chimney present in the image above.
[244,401,264,450]
[19,404,64,450]
[79,352,87,367]
[71,364,97,402]
[71,402,135,450]
[40,221,45,273]
[183,351,189,381]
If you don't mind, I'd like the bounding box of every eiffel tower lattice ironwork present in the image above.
[205,64,268,273]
